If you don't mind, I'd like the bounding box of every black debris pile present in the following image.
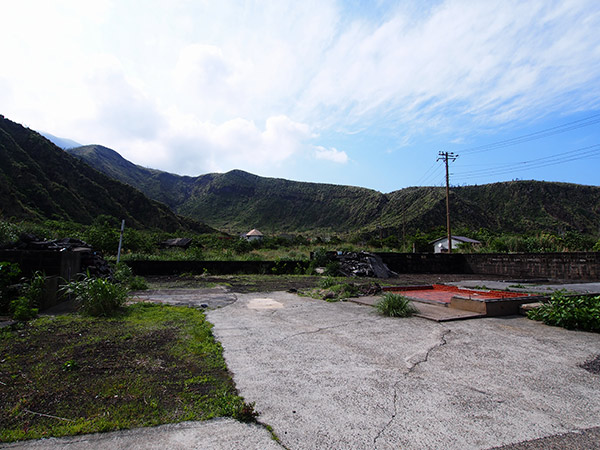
[334,252,397,279]
[2,234,113,278]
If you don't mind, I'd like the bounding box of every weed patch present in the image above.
[0,303,255,442]
[527,291,600,332]
[376,293,418,318]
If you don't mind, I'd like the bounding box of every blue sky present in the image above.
[1,0,599,193]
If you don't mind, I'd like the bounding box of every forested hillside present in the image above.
[0,116,212,233]
[66,143,600,238]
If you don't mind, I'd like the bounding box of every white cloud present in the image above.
[314,146,349,164]
[1,0,599,183]
[129,112,313,176]
[299,0,600,134]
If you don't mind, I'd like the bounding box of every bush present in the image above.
[376,293,418,318]
[319,276,337,289]
[9,297,38,321]
[527,291,600,332]
[129,276,148,291]
[62,275,128,317]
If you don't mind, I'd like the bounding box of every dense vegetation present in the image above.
[1,218,599,265]
[67,144,600,240]
[528,291,600,332]
[0,116,212,233]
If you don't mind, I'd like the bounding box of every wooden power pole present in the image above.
[437,151,458,253]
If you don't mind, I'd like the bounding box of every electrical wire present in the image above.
[459,112,600,154]
[453,144,600,180]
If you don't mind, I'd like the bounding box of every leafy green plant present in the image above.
[9,296,38,321]
[9,271,46,321]
[23,271,46,310]
[62,275,128,317]
[527,291,600,332]
[376,293,418,318]
[319,276,337,289]
[113,263,148,291]
[0,261,21,314]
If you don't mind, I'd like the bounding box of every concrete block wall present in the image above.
[461,252,600,280]
[374,252,464,274]
[378,251,600,281]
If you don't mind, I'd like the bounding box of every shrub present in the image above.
[376,293,418,318]
[62,275,128,317]
[129,276,148,291]
[319,276,337,289]
[9,296,38,321]
[23,271,46,310]
[527,291,600,332]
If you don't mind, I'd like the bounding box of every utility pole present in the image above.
[437,151,458,253]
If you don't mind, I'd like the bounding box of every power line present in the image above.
[454,144,600,180]
[459,112,600,155]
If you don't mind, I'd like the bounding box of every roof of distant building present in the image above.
[246,229,264,236]
[430,236,482,244]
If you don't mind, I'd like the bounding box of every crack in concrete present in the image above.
[373,379,400,448]
[374,325,451,448]
[404,326,451,372]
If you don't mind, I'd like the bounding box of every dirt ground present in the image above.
[145,273,511,294]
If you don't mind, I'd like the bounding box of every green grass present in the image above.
[376,293,418,317]
[0,303,256,442]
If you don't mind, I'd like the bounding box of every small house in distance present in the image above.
[244,229,264,242]
[431,236,481,253]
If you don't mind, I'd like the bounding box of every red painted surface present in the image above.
[384,284,532,304]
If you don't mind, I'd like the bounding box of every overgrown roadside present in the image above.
[0,303,256,443]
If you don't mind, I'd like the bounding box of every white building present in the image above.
[244,229,264,242]
[430,236,481,253]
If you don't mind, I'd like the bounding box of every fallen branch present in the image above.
[23,409,71,421]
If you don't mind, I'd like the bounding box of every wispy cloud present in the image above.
[1,0,599,180]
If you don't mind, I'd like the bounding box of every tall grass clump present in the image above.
[376,293,418,318]
[62,275,128,317]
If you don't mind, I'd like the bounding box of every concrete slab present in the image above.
[349,296,485,321]
[449,280,600,296]
[207,292,600,449]
[1,418,280,450]
[129,287,237,309]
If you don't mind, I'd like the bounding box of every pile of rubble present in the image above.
[2,234,113,278]
[333,251,397,279]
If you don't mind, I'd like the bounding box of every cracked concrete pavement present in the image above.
[5,289,600,449]
[207,291,600,449]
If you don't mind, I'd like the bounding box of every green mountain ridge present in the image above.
[67,144,600,238]
[0,116,213,233]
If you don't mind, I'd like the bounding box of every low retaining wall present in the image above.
[125,260,310,276]
[461,252,600,280]
[377,252,600,281]
[374,252,464,274]
[0,250,81,310]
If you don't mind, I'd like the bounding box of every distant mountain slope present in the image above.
[0,116,213,233]
[68,145,193,209]
[38,131,82,149]
[66,142,600,236]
